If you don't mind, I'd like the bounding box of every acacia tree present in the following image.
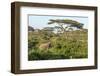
[48,19,84,33]
[48,19,84,39]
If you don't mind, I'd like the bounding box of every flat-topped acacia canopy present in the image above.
[48,19,84,29]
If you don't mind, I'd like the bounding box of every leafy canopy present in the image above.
[48,19,84,29]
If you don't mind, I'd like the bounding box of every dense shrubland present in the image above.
[28,29,88,60]
[28,19,88,60]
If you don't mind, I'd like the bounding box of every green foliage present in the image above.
[48,19,84,29]
[28,26,34,31]
[28,29,88,60]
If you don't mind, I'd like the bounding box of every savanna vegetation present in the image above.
[28,19,88,60]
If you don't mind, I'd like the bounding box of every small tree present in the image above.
[28,26,34,32]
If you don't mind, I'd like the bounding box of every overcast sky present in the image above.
[29,15,88,29]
